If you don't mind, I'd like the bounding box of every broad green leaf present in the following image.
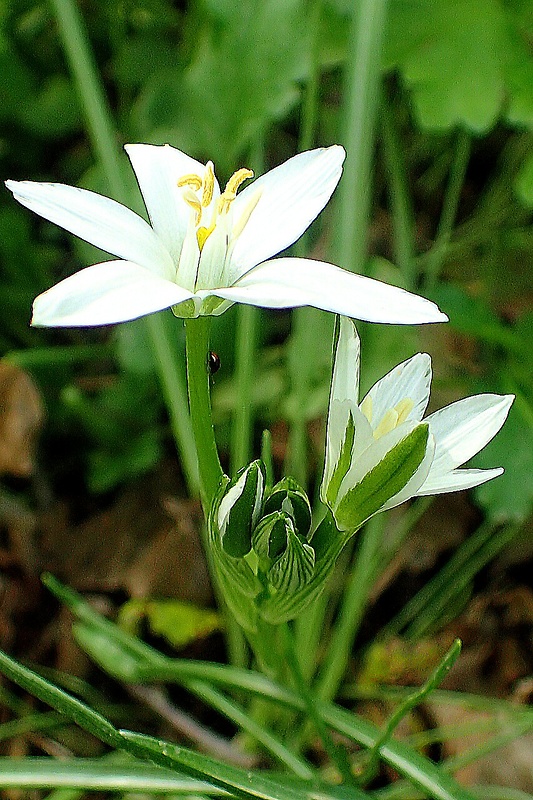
[384,0,507,132]
[136,0,309,171]
[118,599,221,649]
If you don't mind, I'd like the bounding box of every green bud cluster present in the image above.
[209,462,328,631]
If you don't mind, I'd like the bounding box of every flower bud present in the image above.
[263,477,312,539]
[217,460,265,557]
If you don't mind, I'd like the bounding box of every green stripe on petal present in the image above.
[335,424,430,533]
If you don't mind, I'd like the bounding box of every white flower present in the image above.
[6,144,448,327]
[322,317,514,532]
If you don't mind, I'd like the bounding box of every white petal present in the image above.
[426,394,514,473]
[417,467,504,495]
[361,353,432,430]
[216,258,448,324]
[125,144,219,264]
[229,146,345,280]
[6,180,175,279]
[32,260,193,327]
[332,317,361,407]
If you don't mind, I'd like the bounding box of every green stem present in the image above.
[317,515,384,702]
[49,0,124,203]
[231,304,259,472]
[145,315,199,489]
[423,128,471,293]
[184,317,223,512]
[380,92,416,290]
[336,0,389,275]
[50,0,199,496]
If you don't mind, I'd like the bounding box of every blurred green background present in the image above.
[0,0,532,526]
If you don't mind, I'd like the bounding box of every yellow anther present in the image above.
[219,168,254,213]
[373,409,399,439]
[202,162,215,208]
[360,395,373,423]
[395,398,414,425]
[197,223,216,251]
[177,173,203,191]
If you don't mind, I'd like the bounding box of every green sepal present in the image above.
[335,424,429,533]
[267,525,315,595]
[208,476,262,632]
[261,516,346,625]
[217,460,265,557]
[252,511,289,570]
[263,477,312,538]
[325,412,356,507]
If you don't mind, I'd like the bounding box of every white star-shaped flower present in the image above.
[322,317,514,532]
[6,144,447,327]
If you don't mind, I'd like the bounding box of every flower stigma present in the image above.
[360,395,415,439]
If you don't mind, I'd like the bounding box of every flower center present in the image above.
[178,164,256,251]
[360,395,414,439]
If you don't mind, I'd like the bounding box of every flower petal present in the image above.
[417,467,504,495]
[216,258,448,324]
[125,144,219,264]
[361,353,432,431]
[229,146,345,280]
[425,393,514,474]
[6,180,175,279]
[32,260,193,327]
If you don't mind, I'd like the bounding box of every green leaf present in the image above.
[119,599,222,649]
[0,649,122,748]
[384,0,507,132]
[335,425,429,532]
[120,730,369,800]
[0,757,222,794]
[136,0,308,171]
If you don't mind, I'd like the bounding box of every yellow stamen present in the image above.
[202,162,215,207]
[395,397,414,424]
[373,409,399,439]
[197,224,216,251]
[360,395,373,423]
[232,188,262,239]
[177,174,202,191]
[181,187,202,225]
[219,168,254,214]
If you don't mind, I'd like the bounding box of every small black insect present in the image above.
[208,351,221,375]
